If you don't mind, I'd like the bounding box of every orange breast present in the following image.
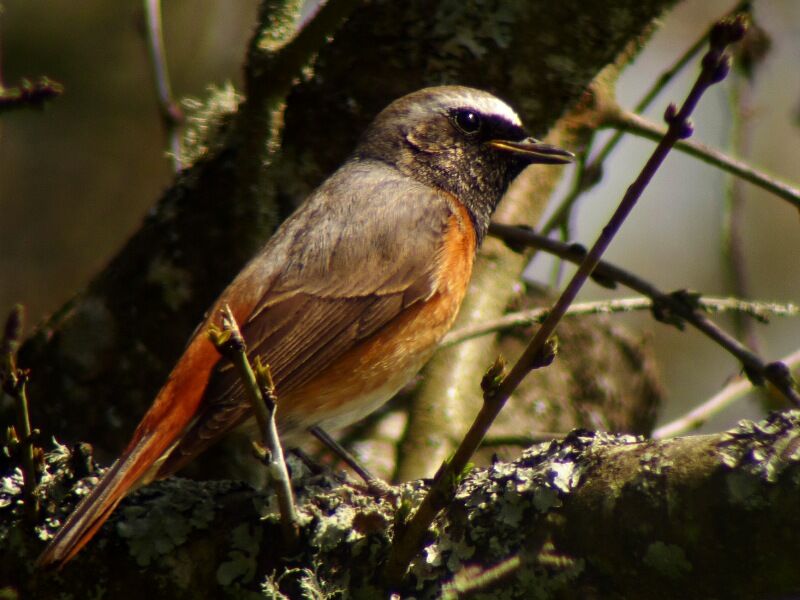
[277,195,477,435]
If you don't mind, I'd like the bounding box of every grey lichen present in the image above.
[217,523,264,586]
[643,541,692,580]
[418,0,523,80]
[58,296,118,381]
[116,478,234,566]
[718,411,800,507]
[253,0,304,53]
[261,567,334,600]
[146,255,194,312]
[408,430,640,596]
[179,83,242,166]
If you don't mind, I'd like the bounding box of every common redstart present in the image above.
[37,86,573,567]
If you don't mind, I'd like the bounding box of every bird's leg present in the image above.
[289,447,326,476]
[308,425,392,495]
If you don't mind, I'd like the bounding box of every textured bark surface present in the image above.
[11,0,676,462]
[4,411,800,599]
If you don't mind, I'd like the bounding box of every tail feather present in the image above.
[36,334,222,569]
[36,438,156,568]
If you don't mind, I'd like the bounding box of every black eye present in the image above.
[452,109,482,135]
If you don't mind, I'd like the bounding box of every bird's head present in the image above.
[354,86,573,240]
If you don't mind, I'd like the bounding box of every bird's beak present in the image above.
[487,138,574,165]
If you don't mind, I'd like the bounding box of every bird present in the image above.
[37,85,573,568]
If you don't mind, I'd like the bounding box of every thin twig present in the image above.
[1,305,39,518]
[209,306,299,548]
[540,1,750,237]
[653,348,800,439]
[442,296,799,348]
[382,17,748,588]
[722,68,759,351]
[143,0,184,171]
[489,222,800,405]
[252,355,300,548]
[604,108,800,211]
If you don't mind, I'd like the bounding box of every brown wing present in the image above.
[157,160,455,474]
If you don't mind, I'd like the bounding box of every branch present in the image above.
[604,107,800,211]
[489,223,800,406]
[442,296,799,348]
[653,348,800,439]
[1,305,39,518]
[539,0,750,237]
[208,306,298,547]
[383,16,747,586]
[142,0,184,171]
[10,411,800,598]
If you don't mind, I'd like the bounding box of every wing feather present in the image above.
[157,160,455,475]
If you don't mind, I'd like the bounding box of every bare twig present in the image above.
[383,17,747,588]
[442,296,799,348]
[489,223,800,406]
[1,305,39,517]
[653,348,800,439]
[143,0,184,171]
[208,306,299,548]
[604,108,800,211]
[722,67,759,350]
[540,1,750,237]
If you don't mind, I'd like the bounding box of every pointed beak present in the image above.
[487,138,574,165]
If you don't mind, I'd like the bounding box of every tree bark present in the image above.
[4,411,799,599]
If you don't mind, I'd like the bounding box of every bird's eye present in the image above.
[452,109,482,135]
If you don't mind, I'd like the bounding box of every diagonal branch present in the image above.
[540,0,751,237]
[489,222,800,406]
[383,16,749,587]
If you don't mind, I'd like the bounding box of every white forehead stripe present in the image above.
[456,90,522,126]
[401,87,523,127]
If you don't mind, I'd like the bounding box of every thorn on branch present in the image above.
[589,270,618,290]
[742,365,765,387]
[68,442,97,480]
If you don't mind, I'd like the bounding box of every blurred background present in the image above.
[1,0,798,433]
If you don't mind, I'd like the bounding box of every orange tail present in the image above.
[36,334,220,569]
